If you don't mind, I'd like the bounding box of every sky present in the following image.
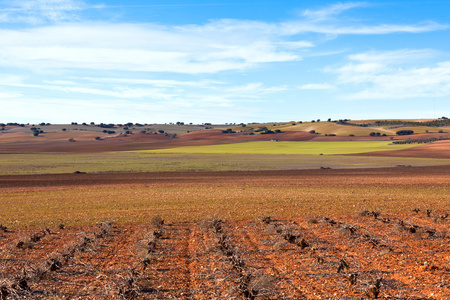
[1,0,449,124]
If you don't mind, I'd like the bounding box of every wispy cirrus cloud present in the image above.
[299,83,335,90]
[301,2,367,21]
[0,77,272,122]
[0,73,284,104]
[0,0,86,23]
[76,77,224,88]
[282,2,447,35]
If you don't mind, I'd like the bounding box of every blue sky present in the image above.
[1,0,449,124]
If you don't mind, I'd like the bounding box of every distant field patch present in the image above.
[0,151,448,175]
[138,141,418,155]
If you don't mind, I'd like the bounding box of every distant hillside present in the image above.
[1,118,449,153]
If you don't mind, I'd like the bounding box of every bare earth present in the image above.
[1,165,449,190]
[0,167,449,299]
[349,140,450,159]
[1,211,449,299]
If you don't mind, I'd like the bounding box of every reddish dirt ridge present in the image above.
[1,165,449,190]
[1,211,449,299]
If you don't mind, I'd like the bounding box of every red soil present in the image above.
[0,130,316,153]
[4,214,448,299]
[1,165,449,190]
[352,140,450,159]
[1,167,449,298]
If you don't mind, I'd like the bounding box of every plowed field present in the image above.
[0,167,449,299]
[1,212,449,299]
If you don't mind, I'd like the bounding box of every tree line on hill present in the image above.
[336,117,449,127]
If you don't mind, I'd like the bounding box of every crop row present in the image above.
[0,210,448,299]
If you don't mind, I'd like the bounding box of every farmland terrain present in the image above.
[1,119,449,156]
[0,166,449,299]
[0,119,449,298]
[0,119,449,175]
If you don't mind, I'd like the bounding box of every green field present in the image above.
[137,141,418,155]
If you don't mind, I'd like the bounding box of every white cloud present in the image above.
[301,2,367,21]
[0,0,85,23]
[0,74,25,84]
[278,41,314,49]
[331,50,450,100]
[44,80,79,85]
[0,22,301,74]
[225,83,288,96]
[282,2,447,35]
[0,74,285,111]
[279,20,446,36]
[1,81,177,99]
[78,77,224,88]
[0,91,22,98]
[299,83,335,90]
[0,1,446,75]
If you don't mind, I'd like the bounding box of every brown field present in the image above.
[349,140,450,159]
[0,167,449,299]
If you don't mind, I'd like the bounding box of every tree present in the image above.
[222,128,235,133]
[261,130,274,134]
[396,130,414,135]
[255,127,268,132]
